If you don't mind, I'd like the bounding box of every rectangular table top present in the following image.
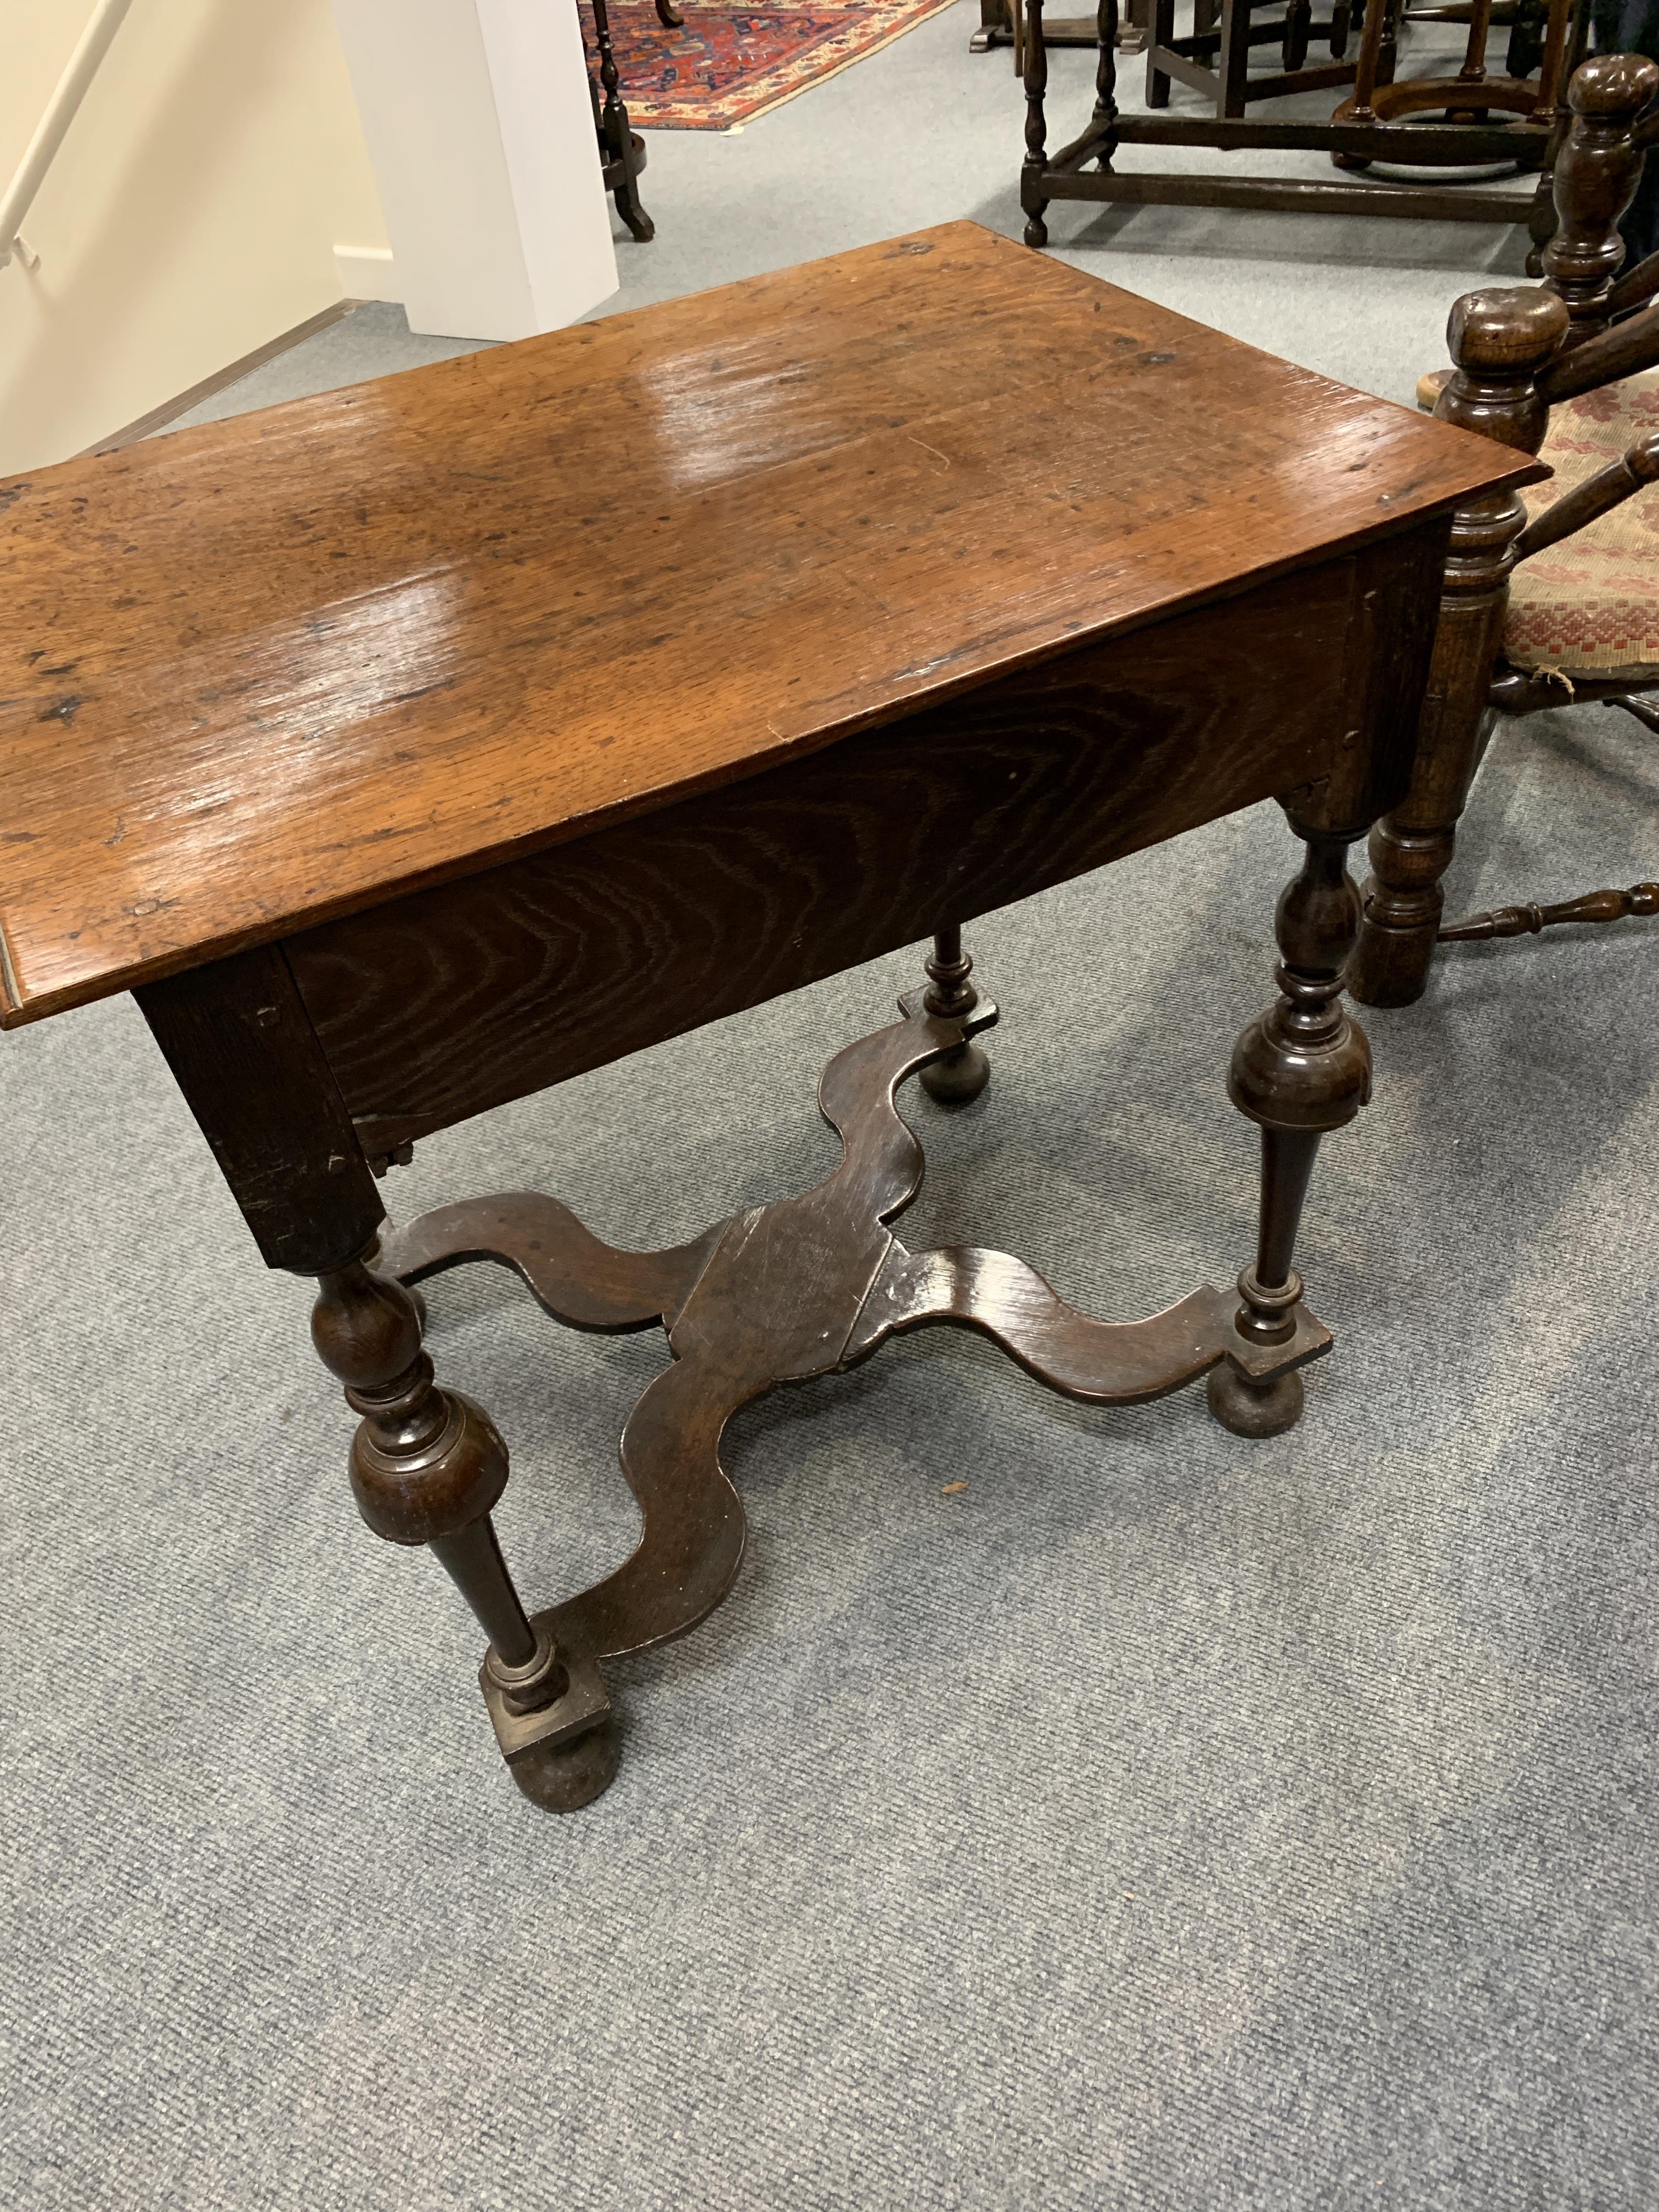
[0,221,1531,1029]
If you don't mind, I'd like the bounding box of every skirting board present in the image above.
[336,244,403,304]
[81,301,359,454]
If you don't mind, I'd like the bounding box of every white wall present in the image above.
[331,0,618,343]
[0,0,389,473]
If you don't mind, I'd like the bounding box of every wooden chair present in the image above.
[1348,49,1659,1001]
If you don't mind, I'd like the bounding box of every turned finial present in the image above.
[1438,286,1571,456]
[1542,53,1659,341]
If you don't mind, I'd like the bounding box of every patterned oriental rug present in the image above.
[589,0,959,128]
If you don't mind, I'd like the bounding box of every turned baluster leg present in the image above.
[917,924,991,1103]
[310,1254,620,1811]
[1207,816,1373,1439]
[1093,0,1121,163]
[1023,0,1050,246]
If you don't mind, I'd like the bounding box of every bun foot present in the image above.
[919,1042,991,1104]
[1024,213,1049,248]
[1206,1361,1305,1437]
[509,1719,622,1812]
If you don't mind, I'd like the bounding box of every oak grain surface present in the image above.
[287,553,1372,1150]
[0,221,1533,1026]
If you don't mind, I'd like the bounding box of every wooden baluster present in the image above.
[1348,287,1569,1007]
[311,1254,619,1810]
[1542,53,1659,344]
[917,925,991,1103]
[1023,0,1051,246]
[1093,0,1121,161]
[1207,816,1373,1438]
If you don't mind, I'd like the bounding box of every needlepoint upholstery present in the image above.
[1504,367,1659,680]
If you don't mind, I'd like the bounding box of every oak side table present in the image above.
[0,225,1532,1813]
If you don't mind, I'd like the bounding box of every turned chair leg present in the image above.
[1350,284,1568,1006]
[917,925,991,1103]
[1208,813,1372,1438]
[309,1252,620,1811]
[1023,0,1051,245]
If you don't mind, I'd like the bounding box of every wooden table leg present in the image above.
[1207,805,1372,1437]
[310,1255,621,1811]
[136,943,622,1812]
[917,926,991,1103]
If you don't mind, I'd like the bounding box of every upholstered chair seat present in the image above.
[1504,366,1659,682]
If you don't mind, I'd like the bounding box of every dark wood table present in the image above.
[0,224,1531,1816]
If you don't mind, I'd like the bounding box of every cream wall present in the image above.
[0,0,388,473]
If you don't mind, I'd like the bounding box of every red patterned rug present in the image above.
[591,0,960,129]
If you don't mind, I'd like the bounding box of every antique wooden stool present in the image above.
[1020,0,1577,239]
[0,226,1531,1813]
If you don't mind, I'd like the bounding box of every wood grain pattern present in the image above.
[287,546,1436,1155]
[1,221,1533,1029]
[135,941,384,1273]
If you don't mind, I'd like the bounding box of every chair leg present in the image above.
[1350,482,1537,1003]
[1147,0,1174,106]
[1023,0,1051,245]
[1217,0,1251,117]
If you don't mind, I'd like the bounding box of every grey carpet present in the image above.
[7,6,1658,2205]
